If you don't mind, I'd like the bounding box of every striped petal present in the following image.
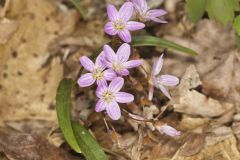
[106,101,121,120]
[78,73,95,87]
[107,4,119,21]
[159,75,179,86]
[80,56,95,72]
[109,77,124,92]
[115,92,134,103]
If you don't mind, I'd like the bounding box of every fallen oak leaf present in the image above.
[174,65,233,117]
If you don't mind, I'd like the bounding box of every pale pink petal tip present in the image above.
[78,73,95,87]
[79,56,95,72]
[153,54,164,76]
[106,101,121,120]
[160,124,181,137]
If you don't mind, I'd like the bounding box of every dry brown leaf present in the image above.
[174,65,233,117]
[202,53,234,98]
[181,115,209,130]
[0,129,70,160]
[149,136,182,159]
[205,126,233,146]
[0,0,83,125]
[194,20,235,53]
[172,135,240,160]
[0,18,18,44]
[179,133,206,156]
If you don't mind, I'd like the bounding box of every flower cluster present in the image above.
[78,43,142,120]
[77,0,181,137]
[104,0,167,43]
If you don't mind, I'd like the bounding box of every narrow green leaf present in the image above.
[234,0,240,11]
[236,34,240,51]
[56,79,81,153]
[234,16,240,36]
[56,79,107,159]
[185,0,207,22]
[206,0,235,25]
[70,0,87,20]
[132,36,198,56]
[72,122,108,160]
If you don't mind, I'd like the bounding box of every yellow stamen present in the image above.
[114,20,126,31]
[113,62,123,71]
[92,68,104,80]
[102,91,115,103]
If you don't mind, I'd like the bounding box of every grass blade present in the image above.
[56,79,81,153]
[72,122,108,160]
[132,35,198,56]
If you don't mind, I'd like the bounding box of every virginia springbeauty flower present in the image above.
[103,43,142,76]
[148,54,179,100]
[158,124,181,137]
[78,52,116,87]
[104,2,145,43]
[129,0,167,23]
[96,77,134,120]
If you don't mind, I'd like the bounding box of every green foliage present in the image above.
[236,34,240,51]
[234,16,240,36]
[56,79,81,153]
[206,0,235,25]
[72,122,108,160]
[234,0,240,11]
[185,0,207,22]
[56,79,107,160]
[70,0,87,20]
[132,35,198,56]
[186,0,239,25]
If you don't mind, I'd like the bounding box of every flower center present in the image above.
[112,61,123,71]
[102,91,115,103]
[114,20,126,31]
[92,68,104,80]
[138,12,149,22]
[152,76,161,87]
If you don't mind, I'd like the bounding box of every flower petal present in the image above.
[104,44,117,62]
[97,79,107,86]
[118,29,131,43]
[119,2,133,21]
[126,21,145,31]
[117,69,129,76]
[107,4,119,21]
[147,9,167,18]
[109,77,124,92]
[78,73,95,87]
[96,83,107,98]
[80,56,95,72]
[95,51,106,70]
[135,0,148,12]
[124,60,142,69]
[153,54,163,76]
[159,84,171,99]
[95,99,106,112]
[159,75,179,86]
[116,43,131,62]
[104,22,118,36]
[104,68,117,81]
[106,101,121,120]
[115,92,134,103]
[158,124,181,137]
[150,17,167,23]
